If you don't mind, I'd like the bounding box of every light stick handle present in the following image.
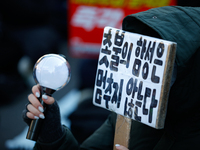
[26,94,46,141]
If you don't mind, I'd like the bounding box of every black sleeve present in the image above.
[34,125,79,150]
[33,113,117,150]
[80,112,117,150]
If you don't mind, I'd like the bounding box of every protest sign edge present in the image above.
[155,43,177,129]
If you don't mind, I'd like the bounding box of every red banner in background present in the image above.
[68,0,177,59]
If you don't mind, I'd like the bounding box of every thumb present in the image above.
[42,94,55,105]
[115,144,129,150]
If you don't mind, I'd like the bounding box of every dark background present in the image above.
[1,0,200,149]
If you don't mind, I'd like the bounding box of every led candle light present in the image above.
[26,54,71,141]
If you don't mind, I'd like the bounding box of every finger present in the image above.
[28,94,44,113]
[115,144,129,150]
[32,84,55,105]
[27,104,45,119]
[32,84,41,98]
[26,112,39,120]
[41,94,55,105]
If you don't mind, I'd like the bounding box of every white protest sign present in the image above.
[93,26,176,129]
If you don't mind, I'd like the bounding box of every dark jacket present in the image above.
[34,6,200,150]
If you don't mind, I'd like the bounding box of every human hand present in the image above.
[26,84,55,120]
[22,84,63,143]
[115,144,129,150]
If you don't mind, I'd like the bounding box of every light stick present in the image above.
[26,54,71,141]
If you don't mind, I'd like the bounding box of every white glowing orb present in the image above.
[33,54,71,90]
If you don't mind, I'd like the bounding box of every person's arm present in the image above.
[80,112,129,150]
[23,85,129,150]
[33,125,79,150]
[80,112,116,150]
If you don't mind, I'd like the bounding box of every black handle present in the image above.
[26,96,46,141]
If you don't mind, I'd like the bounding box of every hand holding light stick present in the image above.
[26,54,71,141]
